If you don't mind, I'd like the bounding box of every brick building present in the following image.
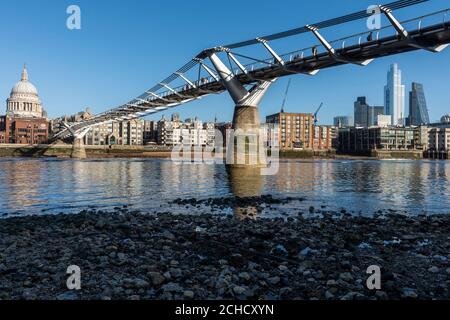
[313,125,338,150]
[0,115,49,144]
[266,112,314,150]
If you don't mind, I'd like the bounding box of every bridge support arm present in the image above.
[160,83,189,99]
[379,6,409,38]
[306,25,336,54]
[208,52,275,107]
[256,38,284,65]
[306,25,373,66]
[147,91,179,104]
[208,53,250,105]
[199,62,220,82]
[175,72,197,88]
[380,6,448,53]
[228,53,249,75]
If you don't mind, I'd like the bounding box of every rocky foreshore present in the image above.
[0,204,449,300]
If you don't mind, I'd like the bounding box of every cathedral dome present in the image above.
[10,65,39,97]
[6,65,45,118]
[11,80,39,96]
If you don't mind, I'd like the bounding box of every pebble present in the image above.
[238,272,251,281]
[233,286,247,295]
[326,280,337,286]
[162,283,183,293]
[402,288,418,299]
[122,278,149,289]
[339,272,353,282]
[148,272,165,286]
[428,266,439,273]
[375,291,388,300]
[56,291,79,300]
[278,265,288,272]
[267,276,281,285]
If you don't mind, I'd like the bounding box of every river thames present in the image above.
[0,157,448,218]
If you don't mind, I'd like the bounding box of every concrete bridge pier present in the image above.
[71,137,87,159]
[63,124,90,159]
[208,52,274,167]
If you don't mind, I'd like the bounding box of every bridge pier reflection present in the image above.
[226,165,264,220]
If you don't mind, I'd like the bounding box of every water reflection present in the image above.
[226,166,264,220]
[0,158,449,217]
[2,160,44,210]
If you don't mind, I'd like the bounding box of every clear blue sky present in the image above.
[0,0,448,124]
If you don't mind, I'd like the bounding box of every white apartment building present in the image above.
[86,119,144,146]
[428,128,450,151]
[157,115,215,146]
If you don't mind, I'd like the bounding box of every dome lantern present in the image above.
[21,64,29,81]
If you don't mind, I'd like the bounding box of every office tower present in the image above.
[354,97,369,127]
[384,63,405,126]
[333,116,354,128]
[368,106,384,127]
[354,97,384,127]
[409,82,430,126]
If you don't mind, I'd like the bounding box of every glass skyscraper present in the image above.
[354,97,368,127]
[384,64,405,126]
[409,82,430,126]
[354,97,384,127]
[333,116,354,128]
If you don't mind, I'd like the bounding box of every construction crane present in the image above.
[314,102,324,125]
[280,78,291,113]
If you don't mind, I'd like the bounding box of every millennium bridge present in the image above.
[54,0,450,159]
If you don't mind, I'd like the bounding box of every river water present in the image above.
[0,157,448,218]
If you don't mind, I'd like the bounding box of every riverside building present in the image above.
[338,126,424,152]
[266,112,314,150]
[85,119,144,146]
[157,114,216,147]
